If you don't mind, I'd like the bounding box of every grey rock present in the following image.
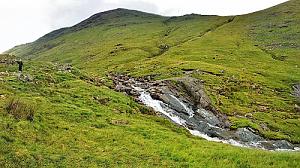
[260,123,270,131]
[115,84,131,94]
[274,140,294,150]
[130,90,140,96]
[196,109,221,126]
[295,104,300,113]
[160,94,193,116]
[176,77,211,109]
[292,84,300,100]
[150,92,162,101]
[115,84,124,91]
[24,74,33,82]
[235,128,264,142]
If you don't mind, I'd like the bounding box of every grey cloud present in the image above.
[47,0,112,29]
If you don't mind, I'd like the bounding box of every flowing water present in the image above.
[134,86,300,151]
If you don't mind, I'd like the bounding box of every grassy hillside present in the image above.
[2,0,300,167]
[1,61,300,167]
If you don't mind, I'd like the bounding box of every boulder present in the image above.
[24,74,33,82]
[273,140,294,150]
[130,90,140,96]
[235,128,264,142]
[115,84,132,94]
[150,92,162,101]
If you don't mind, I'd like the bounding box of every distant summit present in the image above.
[38,8,165,43]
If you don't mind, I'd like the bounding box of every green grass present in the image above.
[1,62,300,167]
[2,0,300,167]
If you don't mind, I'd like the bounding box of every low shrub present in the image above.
[5,98,36,121]
[138,105,157,116]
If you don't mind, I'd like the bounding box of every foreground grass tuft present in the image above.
[5,98,36,121]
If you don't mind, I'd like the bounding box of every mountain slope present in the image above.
[2,0,300,167]
[8,0,300,142]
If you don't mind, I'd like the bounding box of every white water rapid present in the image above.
[134,86,300,151]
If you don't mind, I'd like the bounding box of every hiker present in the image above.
[16,60,23,72]
[15,59,23,80]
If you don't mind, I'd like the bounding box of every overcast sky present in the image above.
[0,0,288,53]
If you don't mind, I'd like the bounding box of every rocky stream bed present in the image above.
[111,74,300,151]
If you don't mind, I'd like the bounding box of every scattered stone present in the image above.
[24,74,33,82]
[292,84,300,100]
[244,113,253,119]
[260,123,270,131]
[130,90,140,96]
[93,97,110,105]
[57,64,73,72]
[110,119,129,126]
[90,77,105,86]
[115,84,132,94]
[278,24,288,28]
[295,104,300,113]
[258,106,268,112]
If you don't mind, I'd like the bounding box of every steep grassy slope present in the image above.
[2,0,300,167]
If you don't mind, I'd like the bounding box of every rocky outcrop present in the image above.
[174,77,211,109]
[159,77,230,128]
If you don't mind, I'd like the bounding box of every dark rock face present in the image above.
[176,77,211,109]
[160,78,203,106]
[160,77,229,128]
